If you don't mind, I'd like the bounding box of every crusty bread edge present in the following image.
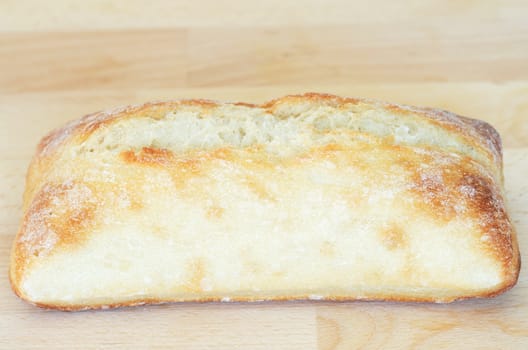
[10,286,521,312]
[9,93,521,310]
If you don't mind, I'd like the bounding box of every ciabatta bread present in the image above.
[10,93,520,310]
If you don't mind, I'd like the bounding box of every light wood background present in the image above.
[1,1,527,348]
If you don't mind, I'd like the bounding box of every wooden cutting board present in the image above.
[1,1,527,348]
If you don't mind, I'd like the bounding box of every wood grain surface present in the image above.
[1,1,527,348]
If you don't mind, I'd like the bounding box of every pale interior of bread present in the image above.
[77,103,489,169]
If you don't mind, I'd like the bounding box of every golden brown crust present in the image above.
[10,93,520,311]
[11,181,100,288]
[121,147,176,167]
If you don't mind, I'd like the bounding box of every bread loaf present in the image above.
[9,93,520,310]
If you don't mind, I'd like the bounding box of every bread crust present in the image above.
[10,93,520,310]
